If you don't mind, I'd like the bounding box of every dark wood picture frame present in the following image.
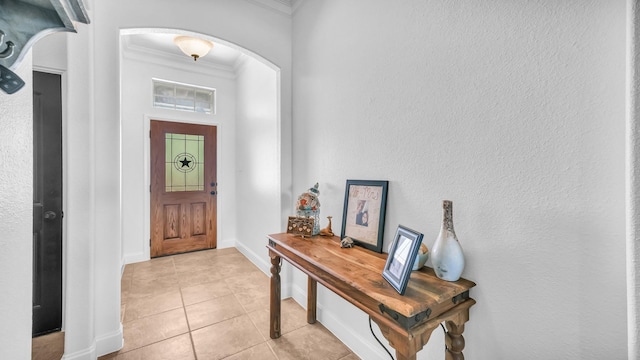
[382,225,424,295]
[340,179,388,253]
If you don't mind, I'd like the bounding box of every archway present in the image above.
[119,28,282,265]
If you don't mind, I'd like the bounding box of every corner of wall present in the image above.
[235,239,271,274]
[60,343,96,360]
[95,324,124,358]
[123,252,149,266]
[216,238,237,250]
[628,2,640,358]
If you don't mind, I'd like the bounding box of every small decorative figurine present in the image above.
[319,216,334,236]
[287,216,315,238]
[296,182,320,212]
[296,183,321,235]
[340,237,354,248]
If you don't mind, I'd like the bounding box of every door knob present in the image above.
[210,182,217,187]
[43,211,57,220]
[210,191,217,195]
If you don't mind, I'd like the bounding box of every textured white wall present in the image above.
[234,57,282,270]
[31,29,102,359]
[33,32,67,72]
[61,0,291,357]
[0,55,33,360]
[63,17,100,358]
[292,1,626,359]
[2,1,290,358]
[0,1,291,358]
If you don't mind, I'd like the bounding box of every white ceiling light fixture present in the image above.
[173,36,213,61]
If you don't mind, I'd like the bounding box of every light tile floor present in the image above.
[94,247,361,360]
[32,331,64,360]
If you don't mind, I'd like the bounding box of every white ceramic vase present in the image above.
[431,200,465,281]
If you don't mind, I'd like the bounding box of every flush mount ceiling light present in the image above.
[173,36,213,61]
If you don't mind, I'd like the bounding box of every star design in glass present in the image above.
[180,157,192,168]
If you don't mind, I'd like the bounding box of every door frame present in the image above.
[33,65,68,334]
[142,115,222,261]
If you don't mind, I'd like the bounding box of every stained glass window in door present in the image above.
[165,133,205,192]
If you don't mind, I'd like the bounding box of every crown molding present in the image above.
[291,0,306,14]
[121,41,237,80]
[244,0,293,16]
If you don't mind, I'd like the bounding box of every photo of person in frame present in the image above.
[359,211,369,226]
[355,200,368,227]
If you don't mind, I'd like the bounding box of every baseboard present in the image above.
[217,238,236,249]
[122,239,234,267]
[235,240,270,274]
[291,283,391,360]
[95,324,124,357]
[61,343,96,360]
[62,323,123,359]
[236,240,292,297]
[123,251,148,266]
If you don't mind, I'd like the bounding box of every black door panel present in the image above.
[32,71,63,337]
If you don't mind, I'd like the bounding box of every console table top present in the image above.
[267,233,475,320]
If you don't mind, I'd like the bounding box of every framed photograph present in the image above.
[382,225,424,295]
[340,180,389,253]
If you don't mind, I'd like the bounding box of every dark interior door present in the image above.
[32,71,63,337]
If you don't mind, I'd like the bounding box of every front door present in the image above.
[150,120,217,257]
[32,71,63,336]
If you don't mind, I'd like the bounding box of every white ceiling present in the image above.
[120,0,302,69]
[122,32,244,68]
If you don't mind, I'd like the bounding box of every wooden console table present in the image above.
[267,233,476,360]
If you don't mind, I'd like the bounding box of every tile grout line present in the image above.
[174,256,199,360]
[218,291,280,360]
[112,249,357,360]
[116,261,191,358]
[232,281,282,360]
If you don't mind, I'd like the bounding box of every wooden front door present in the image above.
[150,120,217,257]
[32,71,63,336]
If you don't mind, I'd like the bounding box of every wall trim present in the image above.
[217,238,236,250]
[244,0,292,16]
[123,251,147,266]
[236,240,292,297]
[121,44,237,80]
[235,240,271,274]
[628,1,640,359]
[95,324,124,358]
[61,342,96,360]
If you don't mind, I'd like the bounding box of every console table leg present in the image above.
[371,317,435,360]
[307,277,317,324]
[269,254,281,339]
[445,322,465,360]
[395,353,417,360]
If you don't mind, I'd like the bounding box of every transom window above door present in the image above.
[153,79,215,115]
